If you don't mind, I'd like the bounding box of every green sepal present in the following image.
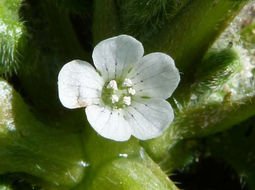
[191,48,242,102]
[196,48,242,86]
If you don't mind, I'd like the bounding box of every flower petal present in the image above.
[92,35,144,81]
[58,60,104,109]
[127,53,180,99]
[124,97,174,140]
[86,105,132,141]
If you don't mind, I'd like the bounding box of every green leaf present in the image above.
[117,0,190,41]
[0,79,87,189]
[18,0,89,118]
[0,0,25,76]
[92,0,120,44]
[145,0,248,77]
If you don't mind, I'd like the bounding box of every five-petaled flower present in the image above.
[58,35,180,141]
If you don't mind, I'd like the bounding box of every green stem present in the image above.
[75,128,179,190]
[145,0,248,77]
[117,0,191,41]
[143,94,255,161]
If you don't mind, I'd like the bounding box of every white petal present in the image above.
[127,53,180,99]
[124,97,174,140]
[92,35,144,81]
[86,105,132,141]
[58,60,104,109]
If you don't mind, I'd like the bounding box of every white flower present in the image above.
[58,35,180,141]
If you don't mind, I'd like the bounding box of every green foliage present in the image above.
[0,79,87,189]
[0,174,42,190]
[17,0,88,118]
[142,45,255,161]
[0,0,25,76]
[206,116,255,189]
[241,23,255,43]
[117,0,190,41]
[144,0,248,75]
[92,0,119,44]
[0,0,254,189]
[196,48,242,87]
[192,48,242,102]
[53,0,91,13]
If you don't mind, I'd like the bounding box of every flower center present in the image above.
[101,78,136,108]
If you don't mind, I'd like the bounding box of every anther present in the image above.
[111,95,119,104]
[123,96,131,106]
[123,78,133,87]
[107,80,118,90]
[128,88,136,95]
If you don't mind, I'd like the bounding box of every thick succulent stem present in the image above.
[74,129,179,190]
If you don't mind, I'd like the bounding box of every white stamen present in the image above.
[107,80,118,90]
[111,95,119,104]
[123,96,131,106]
[128,88,136,95]
[123,78,133,87]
